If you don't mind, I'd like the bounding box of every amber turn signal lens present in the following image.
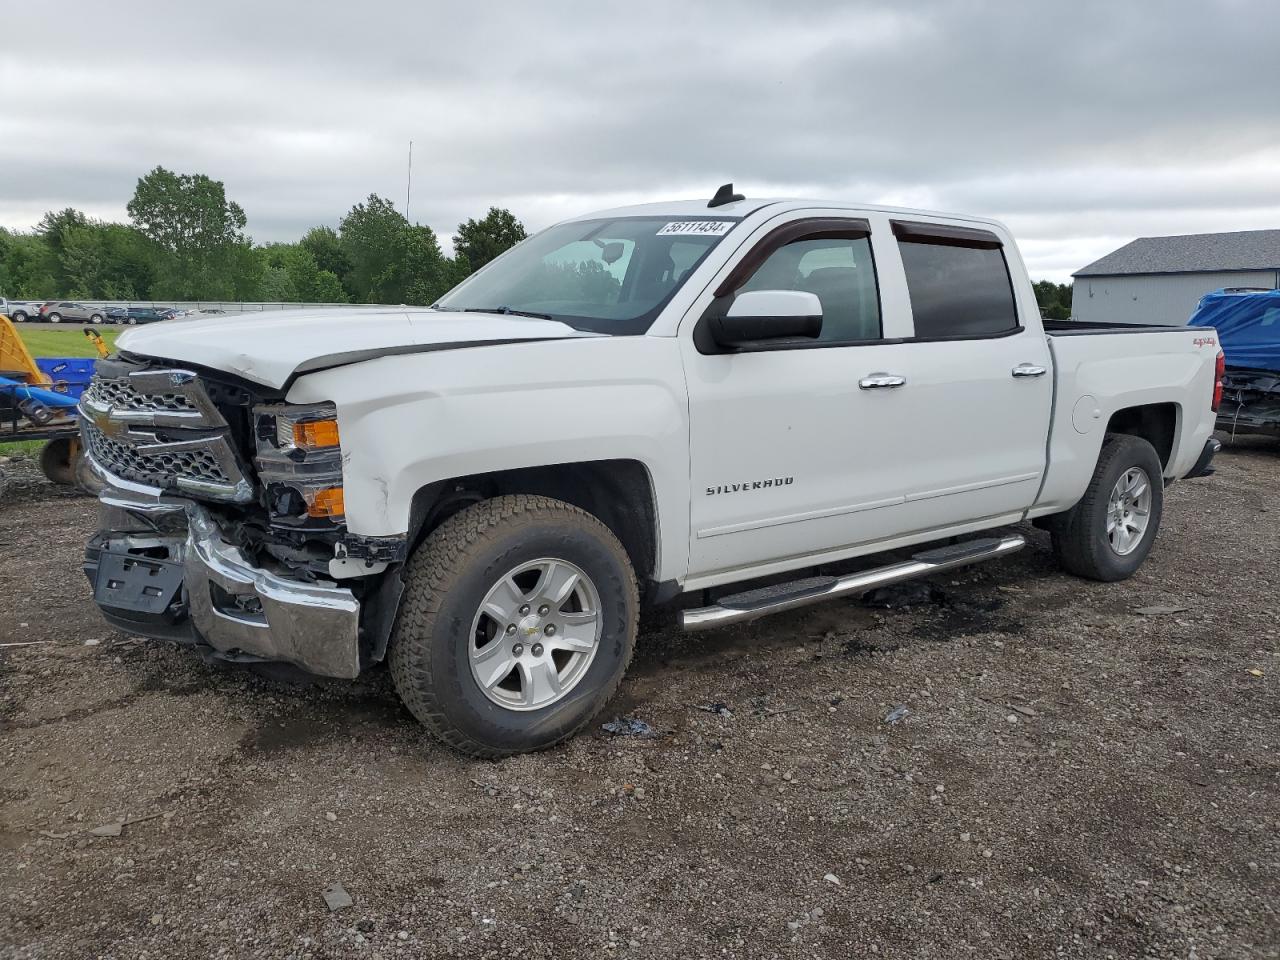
[307,486,345,519]
[292,418,341,449]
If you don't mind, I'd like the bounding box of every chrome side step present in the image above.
[680,534,1025,632]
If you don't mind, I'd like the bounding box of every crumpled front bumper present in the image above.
[84,483,361,679]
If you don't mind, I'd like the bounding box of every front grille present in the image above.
[83,376,197,414]
[82,422,234,488]
[79,365,254,502]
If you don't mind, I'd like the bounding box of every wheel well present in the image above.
[1105,403,1176,468]
[408,460,659,590]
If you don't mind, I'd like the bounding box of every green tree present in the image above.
[453,207,527,272]
[339,195,410,302]
[0,229,58,298]
[127,166,256,299]
[1033,280,1073,321]
[338,195,449,304]
[260,242,349,303]
[127,166,247,255]
[400,225,450,305]
[299,226,351,284]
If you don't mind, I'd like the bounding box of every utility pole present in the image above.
[405,140,413,221]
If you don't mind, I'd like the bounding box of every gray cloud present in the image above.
[4,0,1279,280]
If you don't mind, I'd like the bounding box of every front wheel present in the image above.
[90,313,103,324]
[389,495,638,758]
[1051,433,1164,582]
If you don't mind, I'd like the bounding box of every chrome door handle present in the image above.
[1012,363,1048,378]
[859,373,906,389]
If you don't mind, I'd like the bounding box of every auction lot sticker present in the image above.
[657,221,734,236]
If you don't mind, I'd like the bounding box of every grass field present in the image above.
[14,326,121,358]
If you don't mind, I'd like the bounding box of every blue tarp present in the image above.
[1189,288,1280,372]
[0,375,81,409]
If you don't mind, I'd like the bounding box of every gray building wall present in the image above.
[1072,270,1279,325]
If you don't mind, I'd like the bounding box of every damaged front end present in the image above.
[1218,368,1280,439]
[79,356,405,678]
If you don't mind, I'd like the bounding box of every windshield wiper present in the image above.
[463,306,555,321]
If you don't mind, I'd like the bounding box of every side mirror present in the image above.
[707,290,823,349]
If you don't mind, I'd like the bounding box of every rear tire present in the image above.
[1051,433,1164,582]
[48,313,62,324]
[389,495,639,758]
[11,311,27,323]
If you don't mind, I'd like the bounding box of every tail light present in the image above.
[1212,349,1225,412]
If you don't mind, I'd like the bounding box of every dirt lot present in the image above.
[1,442,1277,959]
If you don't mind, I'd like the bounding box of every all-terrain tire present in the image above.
[1051,433,1164,582]
[389,495,639,758]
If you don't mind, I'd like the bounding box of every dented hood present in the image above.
[115,307,598,390]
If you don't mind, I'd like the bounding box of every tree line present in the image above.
[1,165,1077,314]
[0,166,527,304]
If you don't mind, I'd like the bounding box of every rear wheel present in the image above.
[48,312,62,324]
[1051,433,1164,582]
[11,311,27,323]
[389,495,638,758]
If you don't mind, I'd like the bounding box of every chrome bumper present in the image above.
[89,482,361,679]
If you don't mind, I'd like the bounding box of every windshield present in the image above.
[435,216,739,334]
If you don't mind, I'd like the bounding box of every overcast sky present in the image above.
[5,0,1280,281]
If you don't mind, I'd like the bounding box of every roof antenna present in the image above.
[708,183,744,208]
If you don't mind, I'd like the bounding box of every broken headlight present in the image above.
[253,402,345,522]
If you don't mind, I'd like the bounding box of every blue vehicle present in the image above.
[1190,288,1280,437]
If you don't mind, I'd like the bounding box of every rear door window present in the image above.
[895,226,1019,339]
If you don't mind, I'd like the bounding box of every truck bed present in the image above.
[1043,319,1196,336]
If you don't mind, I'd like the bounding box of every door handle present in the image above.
[1012,363,1048,378]
[859,373,907,389]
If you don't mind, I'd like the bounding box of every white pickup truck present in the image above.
[79,187,1224,756]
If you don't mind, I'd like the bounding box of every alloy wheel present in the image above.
[468,558,602,711]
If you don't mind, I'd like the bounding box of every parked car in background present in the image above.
[121,307,168,325]
[104,306,130,324]
[0,299,46,323]
[40,301,105,324]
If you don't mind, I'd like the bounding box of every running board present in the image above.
[680,534,1025,632]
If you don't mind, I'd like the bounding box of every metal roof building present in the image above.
[1072,229,1280,326]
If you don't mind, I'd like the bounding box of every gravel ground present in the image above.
[1,441,1277,959]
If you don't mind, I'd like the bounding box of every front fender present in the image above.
[286,337,692,582]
